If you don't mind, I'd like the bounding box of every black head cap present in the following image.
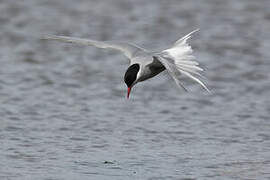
[124,64,140,87]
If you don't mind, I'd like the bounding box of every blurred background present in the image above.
[1,0,270,179]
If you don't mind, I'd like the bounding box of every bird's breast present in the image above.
[137,65,165,82]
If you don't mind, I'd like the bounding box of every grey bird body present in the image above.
[43,29,209,98]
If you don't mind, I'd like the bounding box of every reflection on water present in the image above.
[0,0,270,179]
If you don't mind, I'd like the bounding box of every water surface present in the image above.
[1,0,270,179]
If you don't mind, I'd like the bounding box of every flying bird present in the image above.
[43,29,209,98]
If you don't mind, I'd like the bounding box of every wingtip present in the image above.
[206,87,212,94]
[192,28,200,33]
[205,87,211,93]
[40,35,57,41]
[40,36,48,40]
[186,28,200,38]
[201,82,211,93]
[174,28,200,45]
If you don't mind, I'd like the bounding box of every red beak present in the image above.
[127,87,131,99]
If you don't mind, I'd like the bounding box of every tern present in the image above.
[43,29,209,98]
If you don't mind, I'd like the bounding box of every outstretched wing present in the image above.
[42,35,144,59]
[153,29,210,92]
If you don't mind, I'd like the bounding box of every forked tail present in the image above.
[160,29,210,92]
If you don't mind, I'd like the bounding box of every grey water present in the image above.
[1,0,270,179]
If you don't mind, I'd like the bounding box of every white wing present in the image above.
[42,35,144,59]
[153,56,188,91]
[154,29,210,92]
